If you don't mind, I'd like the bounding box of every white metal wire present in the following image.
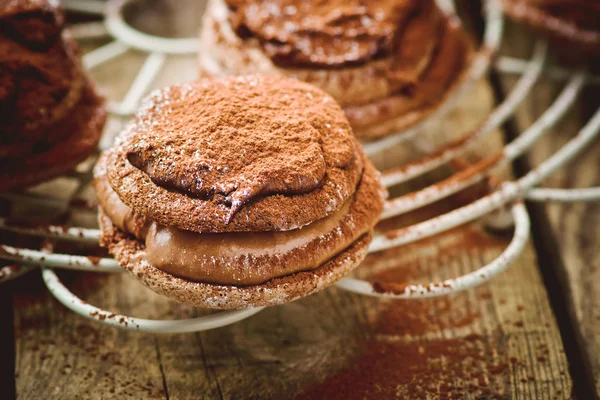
[0,218,101,242]
[370,108,600,253]
[526,187,600,202]
[62,0,105,15]
[1,0,598,332]
[336,202,530,298]
[69,21,109,39]
[118,52,166,114]
[503,74,587,160]
[104,0,199,54]
[82,40,129,70]
[0,244,120,271]
[381,71,586,220]
[381,40,548,188]
[496,56,600,85]
[42,268,265,333]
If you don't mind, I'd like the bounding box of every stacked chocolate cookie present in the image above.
[0,0,106,191]
[199,0,471,140]
[95,75,386,308]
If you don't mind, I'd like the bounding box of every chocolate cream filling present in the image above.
[96,172,373,286]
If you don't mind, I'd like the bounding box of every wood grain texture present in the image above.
[6,4,584,399]
[12,229,573,399]
[499,20,600,394]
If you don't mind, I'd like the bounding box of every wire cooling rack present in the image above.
[1,0,599,333]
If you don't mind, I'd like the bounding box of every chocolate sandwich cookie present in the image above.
[95,75,386,309]
[198,0,471,141]
[502,0,599,55]
[0,0,106,191]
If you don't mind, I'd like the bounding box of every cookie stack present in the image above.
[95,75,386,308]
[199,0,471,140]
[0,0,106,191]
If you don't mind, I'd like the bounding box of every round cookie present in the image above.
[198,0,471,141]
[106,75,364,233]
[96,75,386,308]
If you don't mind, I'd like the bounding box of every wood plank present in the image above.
[498,20,600,395]
[7,4,578,399]
[12,225,573,398]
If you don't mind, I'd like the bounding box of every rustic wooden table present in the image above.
[1,1,599,399]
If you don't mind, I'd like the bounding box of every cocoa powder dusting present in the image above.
[368,254,480,337]
[226,0,421,68]
[297,226,525,398]
[371,224,506,294]
[297,337,510,399]
[123,75,357,222]
[106,75,374,233]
